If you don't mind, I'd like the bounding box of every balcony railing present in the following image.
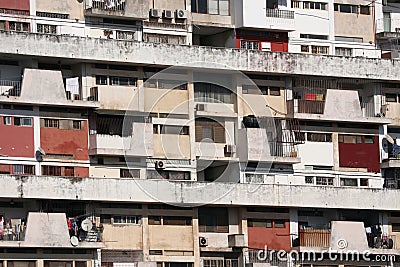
[269,142,298,158]
[287,99,325,115]
[299,229,331,248]
[90,0,126,11]
[0,80,22,97]
[266,9,294,19]
[361,102,377,118]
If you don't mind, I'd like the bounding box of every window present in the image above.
[116,31,135,40]
[311,46,329,54]
[3,116,11,125]
[248,219,273,228]
[163,216,192,225]
[191,0,230,15]
[73,121,82,130]
[301,45,309,53]
[334,4,358,13]
[12,165,35,175]
[305,177,314,184]
[160,125,189,135]
[240,40,259,50]
[364,136,374,144]
[14,117,32,127]
[36,11,70,19]
[392,223,400,232]
[386,93,398,102]
[9,22,29,32]
[316,177,334,186]
[158,80,188,90]
[341,178,358,186]
[335,47,352,57]
[110,76,137,86]
[147,170,190,180]
[203,260,224,267]
[149,216,162,225]
[269,87,281,96]
[37,24,57,34]
[359,5,370,14]
[44,119,60,128]
[274,219,286,228]
[307,133,332,142]
[199,207,229,233]
[292,1,301,8]
[360,178,369,187]
[195,119,225,143]
[300,34,328,40]
[303,2,328,10]
[245,173,264,184]
[194,82,233,103]
[42,166,62,176]
[113,215,141,224]
[96,75,108,85]
[143,33,186,45]
[120,169,140,178]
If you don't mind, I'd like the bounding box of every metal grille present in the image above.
[101,250,143,263]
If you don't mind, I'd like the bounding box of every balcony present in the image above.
[89,121,154,156]
[84,0,148,20]
[298,229,330,248]
[286,89,391,124]
[0,212,103,248]
[266,9,294,19]
[0,69,99,108]
[295,221,399,255]
[0,80,21,97]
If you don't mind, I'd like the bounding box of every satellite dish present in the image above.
[385,134,395,145]
[70,236,79,246]
[81,219,93,232]
[37,147,46,155]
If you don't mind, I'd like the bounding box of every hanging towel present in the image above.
[66,77,80,95]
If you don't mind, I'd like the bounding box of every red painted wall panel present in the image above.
[0,117,34,158]
[235,30,289,52]
[0,0,30,11]
[248,222,291,251]
[75,167,89,177]
[40,121,89,160]
[338,136,380,173]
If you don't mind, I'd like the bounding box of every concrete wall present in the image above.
[334,12,375,43]
[35,0,84,21]
[102,224,143,249]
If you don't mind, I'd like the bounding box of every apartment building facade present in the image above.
[0,1,399,267]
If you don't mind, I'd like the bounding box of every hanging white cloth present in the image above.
[66,77,80,95]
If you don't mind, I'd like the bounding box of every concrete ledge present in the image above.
[1,174,400,210]
[1,31,400,80]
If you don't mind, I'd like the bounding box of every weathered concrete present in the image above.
[1,31,400,81]
[3,175,400,211]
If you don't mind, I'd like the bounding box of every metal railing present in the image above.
[266,8,294,19]
[269,142,298,158]
[287,99,325,115]
[91,0,126,11]
[360,102,376,118]
[299,229,331,248]
[248,249,289,267]
[143,21,187,30]
[0,80,22,96]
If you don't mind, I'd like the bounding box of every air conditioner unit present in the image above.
[155,160,165,169]
[224,145,236,154]
[176,9,189,19]
[196,103,206,111]
[199,237,208,247]
[163,10,174,19]
[150,9,161,18]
